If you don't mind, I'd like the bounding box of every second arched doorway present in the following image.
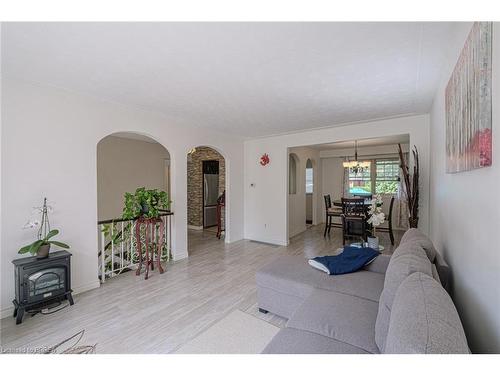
[186,146,226,254]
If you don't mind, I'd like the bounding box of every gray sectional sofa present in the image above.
[256,229,470,354]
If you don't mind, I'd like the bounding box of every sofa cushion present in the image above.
[287,289,379,353]
[400,228,437,262]
[363,254,391,274]
[256,256,385,302]
[262,327,370,354]
[375,245,432,352]
[385,272,470,353]
[431,263,441,284]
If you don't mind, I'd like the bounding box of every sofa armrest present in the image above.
[363,254,391,274]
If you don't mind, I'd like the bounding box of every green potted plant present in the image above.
[122,187,170,219]
[19,198,70,259]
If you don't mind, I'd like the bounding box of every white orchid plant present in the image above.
[19,198,70,256]
[367,194,385,237]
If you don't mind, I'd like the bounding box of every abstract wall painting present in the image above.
[445,22,493,173]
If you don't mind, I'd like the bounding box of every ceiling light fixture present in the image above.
[342,140,370,174]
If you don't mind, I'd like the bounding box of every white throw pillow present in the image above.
[308,259,330,274]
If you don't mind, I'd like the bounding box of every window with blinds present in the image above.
[346,158,400,195]
[348,165,372,195]
[375,159,400,194]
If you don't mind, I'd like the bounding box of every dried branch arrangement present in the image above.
[398,144,420,228]
[43,329,96,354]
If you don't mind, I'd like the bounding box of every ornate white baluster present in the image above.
[111,223,115,276]
[100,225,105,283]
[130,220,134,266]
[120,221,124,271]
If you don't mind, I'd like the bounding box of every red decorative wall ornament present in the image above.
[260,153,270,166]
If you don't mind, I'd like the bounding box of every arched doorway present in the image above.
[96,132,171,281]
[288,153,299,195]
[186,146,226,254]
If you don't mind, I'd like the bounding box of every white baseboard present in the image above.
[73,280,101,295]
[173,250,189,260]
[0,280,101,320]
[1,306,14,320]
[289,228,306,239]
[188,225,203,231]
[245,236,288,247]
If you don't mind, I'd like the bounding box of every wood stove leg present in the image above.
[67,293,74,306]
[16,306,25,325]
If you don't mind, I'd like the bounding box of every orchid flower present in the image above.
[367,194,385,236]
[23,219,41,229]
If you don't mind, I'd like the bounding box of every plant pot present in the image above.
[37,243,51,259]
[140,202,150,215]
[409,217,419,228]
[367,236,379,251]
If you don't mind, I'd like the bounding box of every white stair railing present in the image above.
[97,212,173,282]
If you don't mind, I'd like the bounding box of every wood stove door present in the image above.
[25,267,67,304]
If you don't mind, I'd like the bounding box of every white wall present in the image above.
[0,78,245,318]
[244,114,430,245]
[429,22,500,353]
[97,135,170,220]
[321,157,345,208]
[287,147,321,238]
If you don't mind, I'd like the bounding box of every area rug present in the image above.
[174,310,280,354]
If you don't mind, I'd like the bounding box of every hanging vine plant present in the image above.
[122,187,170,220]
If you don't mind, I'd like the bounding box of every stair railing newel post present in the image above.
[398,144,419,229]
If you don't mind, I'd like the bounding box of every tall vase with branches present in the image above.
[398,144,420,228]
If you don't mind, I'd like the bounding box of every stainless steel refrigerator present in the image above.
[203,160,219,228]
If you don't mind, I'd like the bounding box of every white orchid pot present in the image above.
[367,236,379,251]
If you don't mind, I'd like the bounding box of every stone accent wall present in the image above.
[187,147,225,227]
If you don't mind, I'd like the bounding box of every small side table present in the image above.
[216,202,225,239]
[216,190,225,239]
[135,217,165,280]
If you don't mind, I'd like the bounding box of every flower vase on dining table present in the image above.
[367,235,379,251]
[366,194,385,251]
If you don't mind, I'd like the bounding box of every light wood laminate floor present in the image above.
[0,225,401,354]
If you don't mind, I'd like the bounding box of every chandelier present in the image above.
[342,140,370,174]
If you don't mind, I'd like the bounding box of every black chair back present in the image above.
[324,194,332,210]
[388,196,395,220]
[341,198,365,216]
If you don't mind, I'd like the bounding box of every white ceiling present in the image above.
[1,22,456,138]
[310,134,410,150]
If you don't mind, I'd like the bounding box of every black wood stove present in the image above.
[12,250,73,324]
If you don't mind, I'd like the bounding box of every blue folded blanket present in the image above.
[308,246,379,275]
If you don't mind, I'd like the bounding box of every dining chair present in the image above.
[375,195,395,245]
[323,194,342,237]
[341,197,368,245]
